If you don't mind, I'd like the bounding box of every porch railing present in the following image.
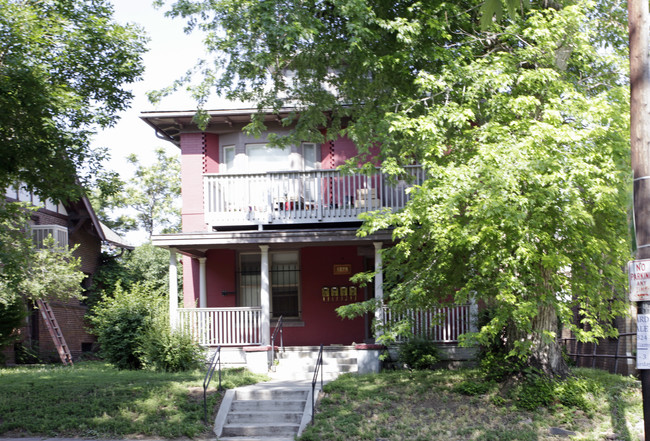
[178,307,262,346]
[382,304,475,343]
[203,165,425,227]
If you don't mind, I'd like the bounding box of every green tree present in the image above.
[159,0,630,376]
[88,242,178,308]
[0,0,146,310]
[105,148,181,238]
[0,0,146,202]
[0,204,85,306]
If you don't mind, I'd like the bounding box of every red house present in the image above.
[143,108,475,371]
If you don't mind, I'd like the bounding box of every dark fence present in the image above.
[562,332,636,375]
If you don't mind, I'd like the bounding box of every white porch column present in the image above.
[259,245,271,346]
[373,241,384,340]
[198,257,207,308]
[169,249,178,329]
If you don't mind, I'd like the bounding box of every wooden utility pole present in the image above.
[629,0,650,438]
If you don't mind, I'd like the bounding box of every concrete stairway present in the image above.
[214,383,314,441]
[214,346,359,441]
[270,345,358,381]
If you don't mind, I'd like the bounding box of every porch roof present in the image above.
[151,227,393,258]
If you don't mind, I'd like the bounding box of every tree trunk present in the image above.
[505,303,569,378]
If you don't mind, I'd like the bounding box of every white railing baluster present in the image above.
[382,304,472,344]
[177,307,262,346]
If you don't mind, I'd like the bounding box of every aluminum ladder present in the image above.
[36,299,73,365]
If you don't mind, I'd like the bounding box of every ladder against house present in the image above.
[36,299,73,365]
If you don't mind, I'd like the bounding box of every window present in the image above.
[223,145,235,172]
[237,251,300,318]
[239,254,261,308]
[246,143,291,172]
[302,142,320,170]
[270,252,300,318]
[31,225,68,249]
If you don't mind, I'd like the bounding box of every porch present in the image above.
[203,165,424,228]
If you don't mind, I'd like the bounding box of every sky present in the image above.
[92,0,202,172]
[90,0,222,244]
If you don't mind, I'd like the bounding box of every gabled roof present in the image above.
[79,196,134,250]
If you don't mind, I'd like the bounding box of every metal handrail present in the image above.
[311,343,324,425]
[203,346,222,424]
[270,315,284,370]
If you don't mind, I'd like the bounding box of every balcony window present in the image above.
[31,225,68,249]
[223,145,235,171]
[246,143,291,172]
[302,142,319,170]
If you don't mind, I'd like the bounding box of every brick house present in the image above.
[142,108,476,370]
[2,187,132,364]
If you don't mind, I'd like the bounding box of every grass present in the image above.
[0,361,267,438]
[299,368,643,441]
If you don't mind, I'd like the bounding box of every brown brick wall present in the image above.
[32,210,67,227]
[36,300,96,361]
[70,225,101,275]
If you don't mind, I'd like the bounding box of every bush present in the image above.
[511,371,555,410]
[139,313,204,373]
[453,379,495,396]
[90,281,203,372]
[89,282,160,370]
[397,338,441,370]
[0,297,27,363]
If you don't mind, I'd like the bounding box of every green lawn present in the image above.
[0,361,267,438]
[300,368,643,441]
[1,362,643,441]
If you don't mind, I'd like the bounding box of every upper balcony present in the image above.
[204,165,424,229]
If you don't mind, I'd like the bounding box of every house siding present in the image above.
[181,133,207,232]
[206,249,237,307]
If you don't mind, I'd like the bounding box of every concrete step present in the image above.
[277,351,357,359]
[277,360,358,370]
[221,422,300,437]
[230,399,305,412]
[227,410,303,424]
[235,388,308,401]
[277,356,358,365]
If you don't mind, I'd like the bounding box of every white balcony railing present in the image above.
[178,307,262,346]
[382,304,476,343]
[204,166,425,227]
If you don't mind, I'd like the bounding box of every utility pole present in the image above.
[629,0,650,438]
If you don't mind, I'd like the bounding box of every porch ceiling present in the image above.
[140,107,300,146]
[151,227,393,257]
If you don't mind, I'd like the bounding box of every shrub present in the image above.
[556,377,594,413]
[0,297,27,363]
[511,372,555,410]
[90,281,203,373]
[89,282,160,370]
[453,379,494,396]
[139,313,204,373]
[397,338,441,370]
